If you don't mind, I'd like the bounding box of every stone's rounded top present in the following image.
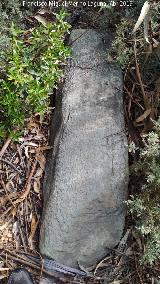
[68,29,113,69]
[70,29,108,45]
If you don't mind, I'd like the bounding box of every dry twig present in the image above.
[0,138,12,158]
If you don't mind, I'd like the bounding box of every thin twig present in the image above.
[13,159,38,204]
[0,206,13,219]
[134,254,144,284]
[0,159,22,175]
[2,251,71,283]
[18,221,27,253]
[1,180,16,208]
[124,85,144,110]
[134,40,149,109]
[0,137,11,158]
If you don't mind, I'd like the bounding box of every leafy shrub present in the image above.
[0,10,71,139]
[111,0,160,68]
[0,0,26,51]
[111,18,133,67]
[128,118,160,264]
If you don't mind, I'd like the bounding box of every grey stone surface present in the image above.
[40,29,128,268]
[40,278,56,284]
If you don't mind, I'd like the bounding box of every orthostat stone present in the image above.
[40,29,128,268]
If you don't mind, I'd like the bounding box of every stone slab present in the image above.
[40,29,128,268]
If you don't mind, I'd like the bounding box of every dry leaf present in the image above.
[36,153,46,170]
[152,38,159,48]
[94,255,111,276]
[136,108,151,123]
[27,121,39,129]
[34,15,49,26]
[28,214,38,248]
[29,214,38,240]
[34,134,45,140]
[37,8,50,15]
[26,142,39,147]
[0,221,10,231]
[34,167,43,178]
[11,207,17,217]
[125,246,133,256]
[0,274,9,280]
[33,180,40,193]
[0,196,8,208]
[36,145,53,152]
[144,13,150,43]
[12,221,18,236]
[0,268,10,271]
[132,1,150,34]
[25,146,29,159]
[0,192,17,208]
[13,183,31,205]
[6,180,14,192]
[14,157,19,164]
